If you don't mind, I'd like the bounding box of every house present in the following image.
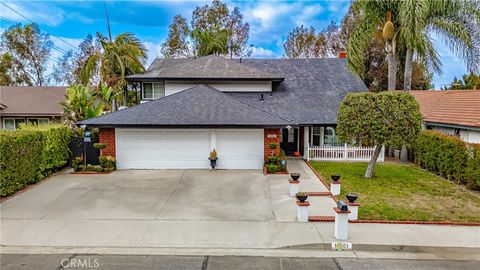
[0,86,66,130]
[79,55,367,169]
[411,90,480,144]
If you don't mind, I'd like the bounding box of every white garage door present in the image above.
[216,130,264,169]
[116,129,264,169]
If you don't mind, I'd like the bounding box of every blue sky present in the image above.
[0,0,469,88]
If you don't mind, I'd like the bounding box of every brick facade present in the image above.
[99,128,116,158]
[264,128,280,157]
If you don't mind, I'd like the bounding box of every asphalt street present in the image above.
[1,254,478,270]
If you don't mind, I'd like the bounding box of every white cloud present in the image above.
[250,46,279,58]
[144,41,163,66]
[2,1,65,27]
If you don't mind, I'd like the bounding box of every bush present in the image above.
[266,163,278,173]
[0,124,73,196]
[99,156,116,172]
[466,144,480,190]
[72,157,84,172]
[93,143,108,150]
[268,143,278,150]
[265,156,279,165]
[413,130,479,190]
[20,124,73,174]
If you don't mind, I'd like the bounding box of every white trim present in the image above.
[141,82,165,100]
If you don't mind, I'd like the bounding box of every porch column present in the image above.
[320,127,325,146]
[303,127,310,159]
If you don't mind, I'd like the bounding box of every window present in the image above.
[142,82,165,99]
[312,127,321,146]
[28,118,49,125]
[3,118,25,130]
[324,126,340,146]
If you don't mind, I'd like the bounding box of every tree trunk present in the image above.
[386,40,396,91]
[365,145,383,179]
[403,48,413,91]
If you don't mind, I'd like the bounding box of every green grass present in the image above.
[309,161,480,223]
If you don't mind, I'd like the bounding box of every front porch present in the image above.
[279,126,384,162]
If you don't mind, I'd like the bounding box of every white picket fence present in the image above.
[305,144,385,162]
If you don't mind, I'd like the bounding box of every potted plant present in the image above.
[290,173,300,181]
[268,143,278,156]
[209,149,218,169]
[331,174,341,182]
[346,193,359,203]
[296,192,308,203]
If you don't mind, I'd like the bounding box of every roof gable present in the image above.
[79,84,290,127]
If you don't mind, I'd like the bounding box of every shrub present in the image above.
[0,125,73,197]
[0,130,44,196]
[413,130,479,190]
[93,143,108,150]
[99,156,116,172]
[20,124,73,174]
[466,144,480,190]
[265,164,278,173]
[72,157,84,172]
[268,143,278,150]
[265,156,279,165]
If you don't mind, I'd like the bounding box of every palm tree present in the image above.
[400,0,480,90]
[60,84,103,127]
[347,0,401,90]
[97,83,117,113]
[191,28,229,57]
[81,32,147,109]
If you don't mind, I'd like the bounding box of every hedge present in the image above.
[0,124,73,196]
[413,130,480,190]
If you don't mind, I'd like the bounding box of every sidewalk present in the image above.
[1,218,479,251]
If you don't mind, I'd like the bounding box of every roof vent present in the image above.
[260,94,264,102]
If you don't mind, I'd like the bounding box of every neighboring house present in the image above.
[79,55,367,169]
[0,86,66,130]
[411,90,480,144]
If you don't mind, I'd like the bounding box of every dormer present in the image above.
[126,55,284,101]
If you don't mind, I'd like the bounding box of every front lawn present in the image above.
[309,161,480,223]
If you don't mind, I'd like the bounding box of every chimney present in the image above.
[338,51,347,59]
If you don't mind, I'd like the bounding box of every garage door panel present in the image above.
[216,130,264,169]
[116,128,264,170]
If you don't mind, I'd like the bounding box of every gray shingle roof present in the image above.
[79,84,291,127]
[126,55,284,81]
[227,58,368,125]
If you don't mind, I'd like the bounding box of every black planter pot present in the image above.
[209,158,218,169]
[296,194,308,203]
[290,173,301,181]
[331,174,341,182]
[346,193,358,203]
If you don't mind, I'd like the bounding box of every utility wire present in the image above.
[0,2,78,50]
[1,16,69,55]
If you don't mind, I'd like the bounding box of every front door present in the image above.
[280,128,298,155]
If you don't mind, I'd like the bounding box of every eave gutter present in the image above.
[425,121,480,131]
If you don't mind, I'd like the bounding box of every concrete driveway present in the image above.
[1,169,279,221]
